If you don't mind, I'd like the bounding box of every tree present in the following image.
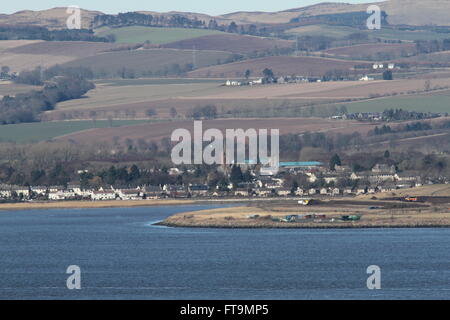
[230,165,243,186]
[170,107,178,118]
[262,68,274,82]
[382,70,393,80]
[244,69,251,80]
[227,22,238,33]
[384,150,390,158]
[329,154,342,171]
[145,108,157,117]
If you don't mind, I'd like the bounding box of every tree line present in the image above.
[0,26,114,42]
[0,66,95,124]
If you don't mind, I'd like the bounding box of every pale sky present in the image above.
[1,0,375,15]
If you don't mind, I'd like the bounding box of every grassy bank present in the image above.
[160,196,450,229]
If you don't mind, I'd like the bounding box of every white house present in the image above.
[116,189,142,200]
[90,190,116,201]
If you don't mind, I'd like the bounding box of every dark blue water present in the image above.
[0,205,448,300]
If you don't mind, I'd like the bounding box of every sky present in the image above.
[1,0,374,15]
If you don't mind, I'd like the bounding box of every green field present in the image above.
[0,120,148,143]
[95,26,224,44]
[346,93,450,113]
[286,24,450,41]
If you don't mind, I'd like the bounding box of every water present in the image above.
[0,205,448,300]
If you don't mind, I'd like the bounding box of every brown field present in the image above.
[323,43,416,58]
[55,117,374,145]
[42,74,450,121]
[44,97,334,121]
[0,40,43,51]
[7,41,125,57]
[0,82,40,97]
[62,48,233,75]
[162,33,294,54]
[187,55,367,78]
[0,40,125,72]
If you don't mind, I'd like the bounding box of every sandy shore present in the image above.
[0,199,199,211]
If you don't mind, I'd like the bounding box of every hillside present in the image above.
[95,26,224,44]
[2,0,450,32]
[187,55,364,78]
[0,7,101,29]
[0,40,125,72]
[162,33,295,54]
[222,0,450,26]
[62,49,234,78]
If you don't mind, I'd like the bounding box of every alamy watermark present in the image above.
[367,265,381,290]
[66,5,81,30]
[66,265,81,290]
[171,121,280,175]
[367,5,382,30]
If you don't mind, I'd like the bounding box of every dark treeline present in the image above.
[14,65,94,86]
[290,11,389,27]
[93,12,276,37]
[0,25,114,42]
[382,109,441,121]
[0,66,95,124]
[372,120,450,136]
[415,38,450,54]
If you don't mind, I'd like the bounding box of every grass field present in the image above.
[95,26,224,44]
[346,91,450,113]
[0,120,148,143]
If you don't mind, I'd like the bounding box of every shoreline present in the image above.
[157,220,450,229]
[159,195,450,229]
[0,199,203,211]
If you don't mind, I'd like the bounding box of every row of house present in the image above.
[225,76,321,87]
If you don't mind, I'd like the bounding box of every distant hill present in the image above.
[222,1,450,26]
[0,7,101,29]
[1,1,450,30]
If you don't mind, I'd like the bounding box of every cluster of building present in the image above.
[225,76,320,87]
[332,111,444,121]
[0,161,442,202]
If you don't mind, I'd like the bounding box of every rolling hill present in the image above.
[0,7,101,29]
[187,55,365,78]
[162,33,294,54]
[221,0,450,26]
[62,48,234,78]
[95,26,225,44]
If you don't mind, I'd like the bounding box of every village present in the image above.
[0,160,441,203]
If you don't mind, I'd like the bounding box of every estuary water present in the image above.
[0,205,448,300]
